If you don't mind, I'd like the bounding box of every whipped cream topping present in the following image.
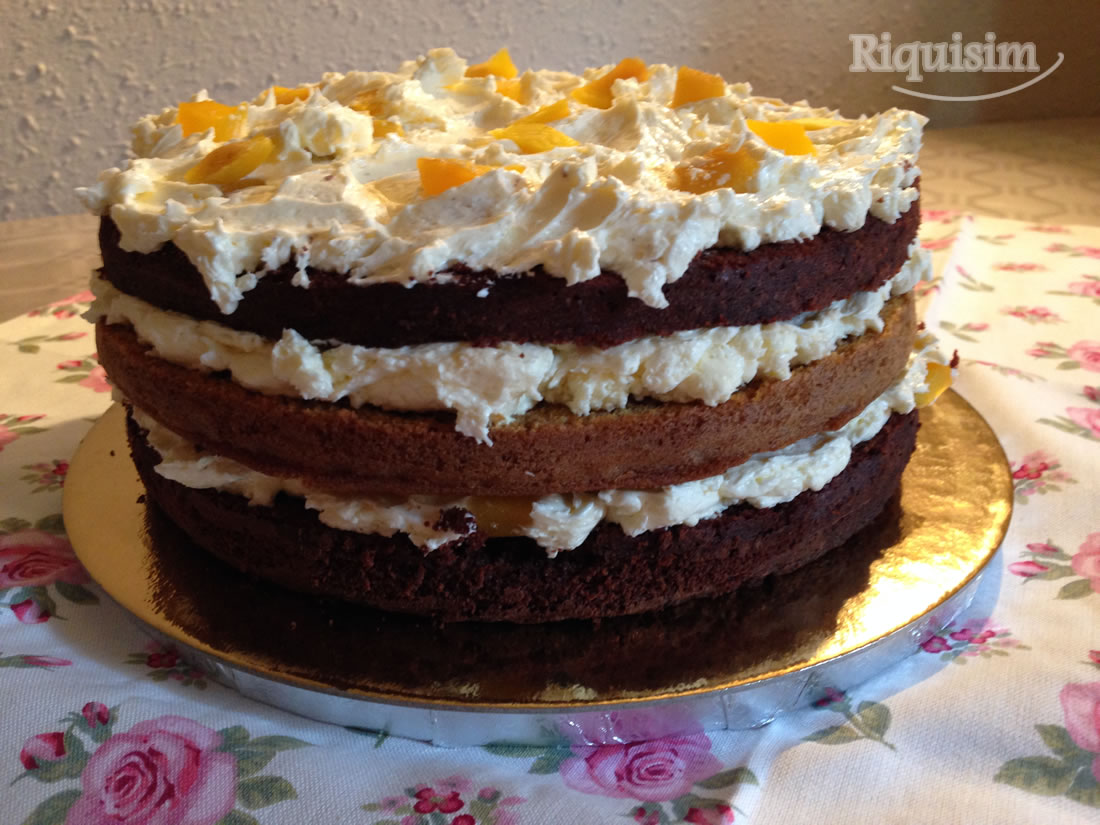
[93,244,926,442]
[134,334,942,554]
[78,49,924,314]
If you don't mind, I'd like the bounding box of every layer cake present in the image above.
[80,49,949,622]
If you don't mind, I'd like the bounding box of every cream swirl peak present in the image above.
[78,49,924,314]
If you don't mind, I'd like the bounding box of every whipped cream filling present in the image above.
[92,244,926,443]
[78,48,924,314]
[134,335,941,554]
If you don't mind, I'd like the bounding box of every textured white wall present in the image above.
[2,0,1094,219]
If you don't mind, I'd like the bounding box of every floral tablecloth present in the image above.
[1,214,1097,825]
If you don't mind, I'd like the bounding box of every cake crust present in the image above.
[97,201,918,348]
[97,292,916,496]
[128,409,919,623]
[128,411,919,624]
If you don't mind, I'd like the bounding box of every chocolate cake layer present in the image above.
[128,409,919,623]
[98,292,916,496]
[98,201,918,348]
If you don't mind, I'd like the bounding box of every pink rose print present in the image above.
[922,209,961,223]
[1086,386,1100,402]
[83,702,111,729]
[1009,560,1049,578]
[920,635,951,653]
[1027,542,1058,553]
[685,805,735,824]
[12,599,50,623]
[920,619,1027,663]
[364,777,525,823]
[1071,533,1100,593]
[79,365,112,393]
[1000,305,1063,324]
[434,775,473,793]
[66,715,236,825]
[1060,682,1100,782]
[560,734,722,801]
[1010,450,1076,502]
[993,262,1047,272]
[0,413,47,451]
[20,655,72,667]
[412,787,464,814]
[1069,279,1100,298]
[55,356,111,392]
[920,235,956,251]
[1067,407,1100,439]
[21,732,67,769]
[0,530,87,588]
[1045,243,1100,258]
[1068,341,1100,373]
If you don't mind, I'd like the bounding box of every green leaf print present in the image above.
[1035,725,1093,766]
[1057,579,1096,600]
[855,701,891,739]
[803,724,863,745]
[995,756,1076,796]
[236,775,298,809]
[528,749,571,774]
[695,766,758,790]
[20,789,81,825]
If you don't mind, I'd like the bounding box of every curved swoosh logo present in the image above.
[892,52,1064,101]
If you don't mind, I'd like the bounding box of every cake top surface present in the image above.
[79,48,924,314]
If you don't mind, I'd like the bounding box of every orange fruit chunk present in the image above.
[177,100,247,141]
[418,157,496,196]
[570,57,648,109]
[349,90,385,116]
[915,362,952,407]
[496,78,524,102]
[490,123,579,154]
[184,136,276,186]
[372,118,404,138]
[787,116,845,131]
[673,145,759,195]
[671,66,725,107]
[512,99,570,126]
[746,119,816,155]
[466,47,518,79]
[270,86,310,105]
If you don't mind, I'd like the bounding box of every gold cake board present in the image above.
[64,392,1012,746]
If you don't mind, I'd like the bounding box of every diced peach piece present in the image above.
[490,123,579,154]
[177,100,247,141]
[270,85,310,105]
[348,89,384,115]
[177,100,246,140]
[570,57,648,109]
[465,495,533,536]
[671,66,725,107]
[184,136,275,186]
[496,78,524,102]
[372,118,404,138]
[417,157,496,196]
[788,116,845,131]
[915,362,952,407]
[673,145,758,194]
[746,119,816,155]
[512,98,570,126]
[466,47,518,79]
